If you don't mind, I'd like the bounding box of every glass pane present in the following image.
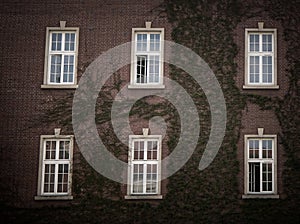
[58,174,63,182]
[148,55,159,83]
[59,141,70,159]
[132,164,144,193]
[262,163,273,191]
[136,34,147,51]
[249,139,259,158]
[65,33,70,51]
[50,55,62,83]
[44,184,49,193]
[136,55,147,83]
[58,164,63,173]
[50,184,54,192]
[262,139,273,159]
[45,140,56,160]
[262,56,273,83]
[64,164,69,172]
[146,164,157,193]
[133,141,145,160]
[249,34,259,52]
[63,55,74,83]
[65,33,75,51]
[63,184,68,192]
[43,164,55,193]
[64,174,68,183]
[57,184,62,192]
[64,141,70,159]
[147,140,158,160]
[262,34,272,52]
[249,162,260,192]
[50,164,55,173]
[45,164,49,173]
[249,56,260,83]
[150,34,160,51]
[51,33,62,51]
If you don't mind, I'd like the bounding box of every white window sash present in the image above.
[130,162,159,195]
[247,138,275,194]
[41,139,71,195]
[129,138,161,195]
[134,32,162,85]
[247,33,275,85]
[48,32,76,84]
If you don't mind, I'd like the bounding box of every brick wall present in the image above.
[0,0,171,207]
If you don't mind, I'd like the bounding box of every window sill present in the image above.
[242,194,279,199]
[128,84,165,89]
[34,195,73,201]
[125,195,163,200]
[41,84,78,89]
[243,85,279,90]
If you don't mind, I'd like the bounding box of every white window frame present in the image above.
[125,129,163,199]
[35,129,74,200]
[244,22,278,89]
[41,21,79,89]
[243,128,279,199]
[128,22,165,89]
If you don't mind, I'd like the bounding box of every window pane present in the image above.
[262,163,273,191]
[63,55,74,83]
[136,34,147,51]
[150,34,160,51]
[148,55,159,83]
[249,56,260,83]
[146,163,158,193]
[57,164,69,193]
[262,140,273,159]
[249,139,259,158]
[43,164,55,193]
[51,33,62,51]
[58,140,70,159]
[133,141,144,160]
[262,56,273,83]
[262,34,272,52]
[50,55,62,83]
[249,162,260,192]
[249,34,259,52]
[65,33,75,51]
[147,140,158,160]
[132,164,144,193]
[45,140,56,159]
[65,33,70,51]
[136,55,147,83]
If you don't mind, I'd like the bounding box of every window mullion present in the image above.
[61,53,65,84]
[272,162,275,193]
[147,34,150,83]
[41,161,46,194]
[53,163,58,194]
[259,53,263,84]
[56,140,60,160]
[259,33,262,53]
[144,140,147,193]
[144,140,147,160]
[259,139,262,159]
[260,161,263,193]
[55,140,60,194]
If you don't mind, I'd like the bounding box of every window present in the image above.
[125,129,162,199]
[35,129,73,200]
[243,128,279,199]
[129,22,165,89]
[41,21,79,89]
[244,22,278,89]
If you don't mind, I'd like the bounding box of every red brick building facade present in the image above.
[1,0,299,223]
